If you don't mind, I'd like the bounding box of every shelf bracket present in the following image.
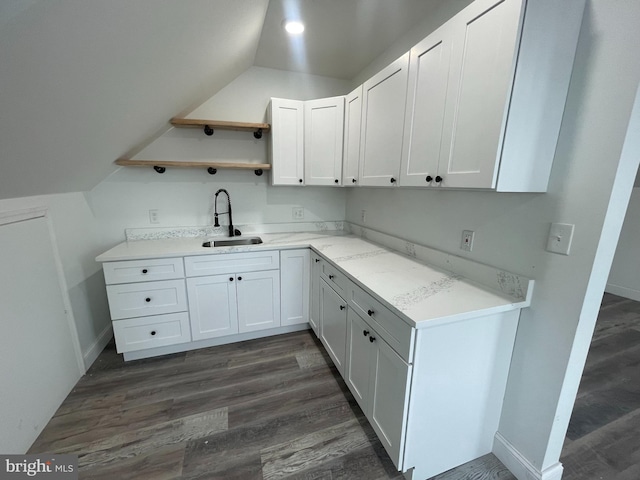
[207,167,217,175]
[253,128,263,139]
[153,166,166,174]
[203,125,214,136]
[254,169,263,176]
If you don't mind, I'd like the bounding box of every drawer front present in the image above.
[348,285,415,362]
[185,251,280,277]
[107,279,187,320]
[112,312,191,353]
[320,261,349,296]
[103,258,184,285]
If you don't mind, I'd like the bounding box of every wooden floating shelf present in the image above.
[115,159,271,176]
[170,118,270,138]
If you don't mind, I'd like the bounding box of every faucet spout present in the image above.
[213,188,236,237]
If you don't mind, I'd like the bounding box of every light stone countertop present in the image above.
[96,231,531,329]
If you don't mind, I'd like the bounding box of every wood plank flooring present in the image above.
[28,292,640,479]
[561,293,640,480]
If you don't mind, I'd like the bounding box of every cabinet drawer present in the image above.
[112,312,191,353]
[184,251,280,277]
[348,285,415,362]
[103,258,184,285]
[107,279,187,320]
[320,261,349,296]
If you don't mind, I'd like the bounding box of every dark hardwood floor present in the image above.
[561,293,640,480]
[28,293,640,479]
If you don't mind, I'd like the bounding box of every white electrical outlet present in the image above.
[149,209,159,224]
[546,223,575,255]
[361,210,366,223]
[461,230,474,252]
[293,207,304,220]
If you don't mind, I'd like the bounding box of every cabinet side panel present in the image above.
[403,310,519,478]
[497,0,586,192]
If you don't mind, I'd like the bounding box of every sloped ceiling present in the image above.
[0,0,268,199]
[0,0,447,200]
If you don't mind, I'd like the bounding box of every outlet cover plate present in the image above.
[546,223,575,255]
[461,230,474,252]
[293,207,304,220]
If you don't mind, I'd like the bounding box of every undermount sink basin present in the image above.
[202,236,263,247]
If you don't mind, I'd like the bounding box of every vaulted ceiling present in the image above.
[0,0,449,200]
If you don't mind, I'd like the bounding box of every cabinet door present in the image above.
[359,53,410,187]
[440,0,523,189]
[270,98,305,186]
[187,275,238,340]
[369,335,413,469]
[305,97,345,186]
[280,249,310,326]
[309,254,322,337]
[320,280,347,375]
[345,310,373,412]
[400,23,453,187]
[342,86,363,186]
[236,270,281,334]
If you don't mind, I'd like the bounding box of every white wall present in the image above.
[0,212,84,453]
[89,67,351,241]
[345,0,640,473]
[606,188,640,301]
[0,194,112,369]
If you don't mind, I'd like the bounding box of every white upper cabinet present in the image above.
[304,96,345,186]
[270,98,304,186]
[359,53,410,187]
[401,0,585,191]
[342,86,363,186]
[400,22,454,187]
[441,0,523,189]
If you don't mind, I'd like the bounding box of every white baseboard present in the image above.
[83,324,113,371]
[493,432,563,480]
[605,283,640,302]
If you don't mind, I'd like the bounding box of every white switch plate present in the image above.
[546,223,575,255]
[461,230,474,252]
[292,207,304,220]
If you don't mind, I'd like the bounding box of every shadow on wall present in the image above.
[68,270,112,369]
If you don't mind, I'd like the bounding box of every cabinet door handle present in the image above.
[339,305,346,310]
[299,179,303,183]
[435,175,443,183]
[229,277,234,281]
[367,309,374,316]
[237,276,243,281]
[315,259,320,263]
[329,274,334,279]
[142,269,148,274]
[334,179,339,184]
[352,179,357,184]
[390,177,396,184]
[369,336,376,343]
[363,330,370,337]
[425,176,433,182]
[145,297,151,303]
[150,330,157,336]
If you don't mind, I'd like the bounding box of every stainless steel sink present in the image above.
[202,236,263,247]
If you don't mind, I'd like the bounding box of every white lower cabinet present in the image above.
[280,249,311,326]
[187,274,238,340]
[309,253,322,336]
[187,270,280,340]
[319,279,347,375]
[346,309,412,468]
[112,312,191,353]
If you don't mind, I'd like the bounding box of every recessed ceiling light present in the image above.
[284,20,305,35]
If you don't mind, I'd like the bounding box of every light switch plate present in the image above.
[461,230,474,252]
[546,223,575,255]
